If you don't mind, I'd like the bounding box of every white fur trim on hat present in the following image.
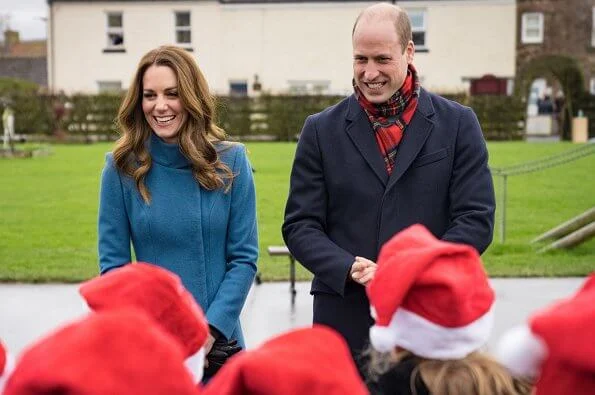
[495,324,547,379]
[369,305,494,359]
[185,346,205,384]
[0,352,15,393]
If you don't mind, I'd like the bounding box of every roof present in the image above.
[47,0,496,3]
[0,40,47,59]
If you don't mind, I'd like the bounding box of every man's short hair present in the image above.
[352,4,412,53]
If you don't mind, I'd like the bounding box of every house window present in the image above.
[229,80,248,97]
[592,7,595,47]
[408,10,426,49]
[521,12,543,44]
[175,11,191,45]
[106,12,124,48]
[287,80,330,95]
[97,81,122,93]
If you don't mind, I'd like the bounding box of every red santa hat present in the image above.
[3,309,200,395]
[0,341,5,375]
[367,224,495,359]
[0,340,15,393]
[79,262,209,382]
[202,326,369,395]
[496,273,595,395]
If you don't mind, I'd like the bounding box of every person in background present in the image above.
[2,102,15,151]
[537,93,554,115]
[496,273,595,395]
[366,224,529,395]
[97,45,258,379]
[282,2,495,375]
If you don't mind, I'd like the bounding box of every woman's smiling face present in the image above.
[142,64,187,143]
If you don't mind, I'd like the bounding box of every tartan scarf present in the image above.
[354,64,421,175]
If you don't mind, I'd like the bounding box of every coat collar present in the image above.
[345,89,435,189]
[148,132,191,169]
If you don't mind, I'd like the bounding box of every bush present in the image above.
[467,95,525,140]
[0,77,53,135]
[0,85,528,142]
[217,95,344,141]
[216,97,252,139]
[263,95,344,141]
[441,93,525,140]
[65,94,121,138]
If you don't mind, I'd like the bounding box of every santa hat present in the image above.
[367,224,495,359]
[79,262,209,382]
[0,340,15,393]
[3,309,200,395]
[496,273,595,395]
[202,326,369,395]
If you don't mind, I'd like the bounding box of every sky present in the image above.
[0,0,48,41]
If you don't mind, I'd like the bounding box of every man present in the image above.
[282,3,496,372]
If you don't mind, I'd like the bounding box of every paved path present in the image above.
[0,278,584,357]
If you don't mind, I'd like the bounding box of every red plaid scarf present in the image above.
[354,64,420,175]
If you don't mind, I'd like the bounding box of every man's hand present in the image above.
[350,256,377,286]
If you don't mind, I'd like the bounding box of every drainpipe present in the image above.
[48,0,55,92]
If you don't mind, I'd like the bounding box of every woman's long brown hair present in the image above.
[113,45,233,203]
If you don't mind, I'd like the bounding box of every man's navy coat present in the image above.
[283,89,496,357]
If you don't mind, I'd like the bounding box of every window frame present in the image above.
[229,80,248,97]
[97,80,122,93]
[105,11,124,49]
[521,12,544,44]
[592,7,595,47]
[407,9,427,51]
[174,11,192,46]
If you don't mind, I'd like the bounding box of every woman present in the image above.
[98,45,258,373]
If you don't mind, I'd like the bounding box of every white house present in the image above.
[47,0,516,95]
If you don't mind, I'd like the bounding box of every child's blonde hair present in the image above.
[367,348,532,395]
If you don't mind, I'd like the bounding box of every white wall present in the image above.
[407,0,516,93]
[49,0,515,95]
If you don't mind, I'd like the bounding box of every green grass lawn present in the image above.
[0,141,593,282]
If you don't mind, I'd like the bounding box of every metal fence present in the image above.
[491,142,595,243]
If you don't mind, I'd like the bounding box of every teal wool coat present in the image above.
[98,133,258,346]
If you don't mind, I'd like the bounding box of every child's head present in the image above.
[365,225,528,394]
[367,224,495,359]
[202,326,369,395]
[416,352,530,395]
[496,274,595,395]
[3,309,199,395]
[79,262,209,382]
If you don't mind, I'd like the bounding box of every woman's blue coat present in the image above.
[98,134,258,346]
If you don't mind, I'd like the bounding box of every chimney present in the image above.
[4,30,20,48]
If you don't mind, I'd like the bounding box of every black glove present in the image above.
[204,338,242,377]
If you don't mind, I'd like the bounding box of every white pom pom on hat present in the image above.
[496,273,595,395]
